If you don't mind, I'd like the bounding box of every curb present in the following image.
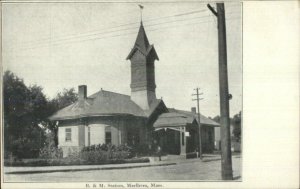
[5,162,176,175]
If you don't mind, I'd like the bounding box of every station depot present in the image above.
[50,22,219,158]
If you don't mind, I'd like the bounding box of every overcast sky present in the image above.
[3,2,241,118]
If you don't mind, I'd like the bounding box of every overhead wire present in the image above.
[15,8,209,48]
[20,16,240,51]
[19,9,241,50]
[16,7,240,51]
[20,14,213,50]
[12,8,141,46]
[20,12,214,50]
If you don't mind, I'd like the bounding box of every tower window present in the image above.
[65,128,72,142]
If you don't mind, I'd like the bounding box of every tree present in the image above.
[212,115,220,123]
[3,71,78,158]
[232,111,242,142]
[3,71,48,158]
[212,113,241,142]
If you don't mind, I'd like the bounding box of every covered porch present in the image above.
[153,112,199,155]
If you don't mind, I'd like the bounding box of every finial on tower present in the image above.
[138,4,144,22]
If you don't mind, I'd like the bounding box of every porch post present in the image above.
[118,125,121,145]
[180,126,187,156]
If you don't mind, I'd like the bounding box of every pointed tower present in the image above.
[126,22,159,110]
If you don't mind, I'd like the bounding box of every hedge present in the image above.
[4,144,150,167]
[4,157,150,167]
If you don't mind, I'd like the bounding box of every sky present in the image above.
[2,2,242,118]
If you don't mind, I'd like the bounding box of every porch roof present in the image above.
[153,112,196,128]
[153,109,220,128]
[168,108,220,127]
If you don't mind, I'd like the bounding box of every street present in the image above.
[4,155,241,182]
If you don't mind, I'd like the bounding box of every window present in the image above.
[105,126,112,144]
[105,132,112,144]
[65,128,72,142]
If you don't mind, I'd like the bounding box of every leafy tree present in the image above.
[39,132,63,159]
[212,113,241,142]
[232,111,242,142]
[3,71,78,158]
[3,71,48,158]
[212,115,220,123]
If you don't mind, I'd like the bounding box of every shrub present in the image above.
[79,143,133,164]
[124,157,149,163]
[39,133,63,159]
[4,157,25,167]
[39,146,63,159]
[4,143,150,166]
[80,150,109,164]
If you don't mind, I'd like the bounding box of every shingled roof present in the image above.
[49,90,148,121]
[126,22,159,60]
[153,112,196,128]
[153,108,220,128]
[168,108,220,127]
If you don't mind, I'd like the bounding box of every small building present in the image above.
[154,108,219,154]
[49,22,219,157]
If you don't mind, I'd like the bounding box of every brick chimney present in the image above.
[78,85,87,100]
[191,107,197,114]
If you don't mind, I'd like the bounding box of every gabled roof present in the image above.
[153,112,196,128]
[153,108,219,128]
[49,90,147,121]
[167,108,220,127]
[144,99,168,117]
[126,22,159,60]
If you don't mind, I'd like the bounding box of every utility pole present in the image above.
[207,3,233,180]
[192,88,203,159]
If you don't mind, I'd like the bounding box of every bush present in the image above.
[39,133,63,159]
[4,143,152,167]
[4,157,25,167]
[4,158,88,167]
[79,144,132,164]
[4,143,150,167]
[39,146,63,159]
[80,151,109,164]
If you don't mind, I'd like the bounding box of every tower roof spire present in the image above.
[126,22,159,60]
[134,22,150,53]
[126,11,159,61]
